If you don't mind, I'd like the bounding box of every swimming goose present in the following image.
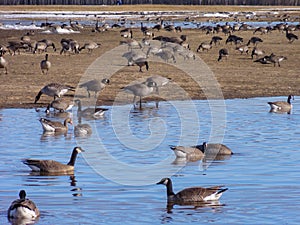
[39,117,72,132]
[145,75,171,94]
[217,48,229,62]
[79,78,110,98]
[40,53,51,75]
[197,142,233,155]
[74,123,92,137]
[268,95,293,114]
[34,83,75,103]
[22,146,84,173]
[170,145,204,161]
[121,81,157,109]
[75,99,108,118]
[7,190,40,220]
[46,98,73,113]
[157,178,228,203]
[0,52,8,74]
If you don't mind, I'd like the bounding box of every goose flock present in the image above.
[3,10,299,222]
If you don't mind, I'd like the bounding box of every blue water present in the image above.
[0,97,300,224]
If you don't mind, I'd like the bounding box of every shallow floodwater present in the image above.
[0,97,300,224]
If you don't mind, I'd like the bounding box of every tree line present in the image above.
[0,0,299,5]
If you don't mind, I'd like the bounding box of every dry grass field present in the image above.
[0,5,299,108]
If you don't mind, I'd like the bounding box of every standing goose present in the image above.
[121,81,157,109]
[46,98,74,113]
[34,83,75,103]
[75,99,108,118]
[217,48,229,62]
[157,178,228,203]
[247,36,263,46]
[285,29,298,43]
[39,117,72,133]
[22,146,84,173]
[79,78,110,98]
[268,95,294,114]
[170,145,204,161]
[40,53,51,75]
[268,53,287,67]
[0,51,8,74]
[145,75,171,95]
[7,190,40,220]
[79,41,100,54]
[131,58,149,72]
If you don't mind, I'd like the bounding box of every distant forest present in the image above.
[0,0,299,5]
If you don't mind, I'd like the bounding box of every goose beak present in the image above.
[156,180,163,185]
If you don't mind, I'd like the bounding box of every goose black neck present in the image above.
[77,100,82,113]
[287,95,292,104]
[34,91,43,103]
[67,149,79,166]
[166,179,175,197]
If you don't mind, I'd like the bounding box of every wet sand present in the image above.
[0,11,299,109]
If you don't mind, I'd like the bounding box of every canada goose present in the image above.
[247,36,263,46]
[251,47,265,59]
[7,41,27,55]
[268,95,293,114]
[40,53,51,75]
[235,45,249,55]
[46,98,73,113]
[170,145,204,161]
[34,83,75,103]
[22,146,84,173]
[121,81,157,109]
[79,78,110,98]
[33,41,47,54]
[140,22,148,34]
[254,55,272,65]
[39,117,72,133]
[131,58,149,72]
[196,42,212,52]
[268,53,287,67]
[123,50,147,66]
[7,190,40,220]
[153,20,163,31]
[154,49,176,63]
[40,39,56,52]
[157,178,228,203]
[0,52,8,74]
[123,38,142,50]
[79,41,100,54]
[253,27,268,35]
[164,24,175,32]
[285,29,298,43]
[60,38,80,55]
[145,75,171,94]
[75,99,109,118]
[225,35,243,45]
[217,48,229,62]
[197,142,233,155]
[120,28,133,38]
[74,123,92,137]
[210,36,222,45]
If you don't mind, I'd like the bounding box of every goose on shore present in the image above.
[285,29,298,43]
[0,51,8,74]
[131,58,149,72]
[268,53,287,67]
[79,78,110,98]
[75,99,108,118]
[39,117,72,133]
[46,98,73,113]
[34,83,75,103]
[121,81,157,109]
[196,42,212,52]
[40,53,51,75]
[268,95,293,114]
[22,146,84,173]
[7,190,40,220]
[247,36,263,46]
[157,178,228,203]
[217,48,229,62]
[79,41,100,54]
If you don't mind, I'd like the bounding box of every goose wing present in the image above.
[176,186,227,202]
[22,159,69,173]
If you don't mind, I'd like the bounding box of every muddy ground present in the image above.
[0,22,299,109]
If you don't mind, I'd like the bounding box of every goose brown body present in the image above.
[157,178,228,203]
[39,117,72,132]
[22,146,84,173]
[8,190,40,220]
[268,95,293,114]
